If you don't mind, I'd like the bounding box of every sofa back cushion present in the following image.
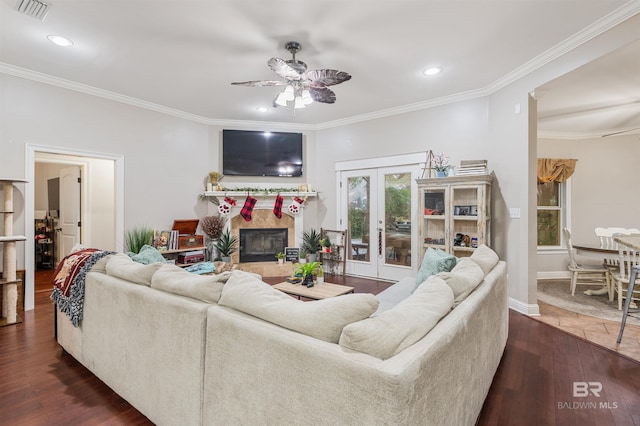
[436,257,485,304]
[339,277,454,359]
[151,263,231,303]
[218,270,379,343]
[470,244,499,275]
[105,253,162,286]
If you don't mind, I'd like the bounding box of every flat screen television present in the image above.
[222,130,303,177]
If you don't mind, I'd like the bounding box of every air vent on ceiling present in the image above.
[15,0,51,21]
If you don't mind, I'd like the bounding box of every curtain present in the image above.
[537,158,577,183]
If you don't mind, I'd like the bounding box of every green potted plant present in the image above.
[294,261,323,287]
[275,252,285,264]
[320,236,332,253]
[302,228,322,262]
[214,229,238,262]
[125,226,154,254]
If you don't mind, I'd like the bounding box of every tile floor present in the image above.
[535,300,640,363]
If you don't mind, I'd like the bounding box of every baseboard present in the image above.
[509,297,540,316]
[537,271,570,280]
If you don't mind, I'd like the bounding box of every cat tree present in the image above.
[1,178,27,326]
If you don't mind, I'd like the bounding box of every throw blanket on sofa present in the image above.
[50,248,115,327]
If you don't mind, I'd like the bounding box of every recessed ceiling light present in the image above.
[423,67,442,76]
[256,107,268,113]
[47,35,74,47]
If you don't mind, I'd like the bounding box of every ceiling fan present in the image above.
[231,41,351,109]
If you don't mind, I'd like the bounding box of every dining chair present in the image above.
[594,227,640,272]
[614,236,640,343]
[563,228,611,297]
[611,234,640,311]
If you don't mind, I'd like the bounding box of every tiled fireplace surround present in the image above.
[227,199,305,277]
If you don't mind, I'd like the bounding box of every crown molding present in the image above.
[2,1,638,131]
[0,62,214,125]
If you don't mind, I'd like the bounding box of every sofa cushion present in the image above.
[415,248,457,287]
[151,263,231,303]
[90,254,112,274]
[470,244,499,276]
[373,276,416,316]
[105,253,162,286]
[339,277,454,359]
[218,270,379,343]
[130,244,166,265]
[435,257,485,303]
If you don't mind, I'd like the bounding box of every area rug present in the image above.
[537,280,640,326]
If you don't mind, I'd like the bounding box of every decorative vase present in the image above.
[436,171,447,177]
[278,258,284,265]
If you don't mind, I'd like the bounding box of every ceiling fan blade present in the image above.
[268,57,301,80]
[601,127,640,137]
[306,69,352,87]
[231,80,286,87]
[310,87,337,104]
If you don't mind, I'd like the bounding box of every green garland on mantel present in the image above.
[206,186,317,195]
[199,187,318,205]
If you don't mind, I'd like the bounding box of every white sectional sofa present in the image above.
[56,245,508,426]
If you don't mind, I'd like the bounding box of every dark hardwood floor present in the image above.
[1,271,638,425]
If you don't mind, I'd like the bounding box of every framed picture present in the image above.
[284,247,300,262]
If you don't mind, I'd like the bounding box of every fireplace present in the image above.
[239,228,288,263]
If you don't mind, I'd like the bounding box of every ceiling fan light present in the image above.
[294,96,306,109]
[275,92,288,107]
[284,85,295,101]
[302,89,314,105]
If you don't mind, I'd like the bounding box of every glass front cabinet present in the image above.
[417,174,493,258]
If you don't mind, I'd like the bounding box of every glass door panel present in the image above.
[383,172,412,267]
[347,175,370,262]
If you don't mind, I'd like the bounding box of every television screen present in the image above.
[222,130,303,177]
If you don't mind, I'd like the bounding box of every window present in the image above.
[537,180,565,247]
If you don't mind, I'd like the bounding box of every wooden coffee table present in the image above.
[272,281,354,300]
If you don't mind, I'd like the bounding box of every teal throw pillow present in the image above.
[130,244,166,265]
[415,248,457,288]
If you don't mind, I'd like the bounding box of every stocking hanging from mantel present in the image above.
[218,196,236,216]
[274,194,284,219]
[240,194,257,221]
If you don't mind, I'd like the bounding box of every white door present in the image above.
[59,166,81,257]
[340,165,420,281]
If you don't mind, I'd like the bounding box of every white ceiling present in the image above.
[1,0,639,135]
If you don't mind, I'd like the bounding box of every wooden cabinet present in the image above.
[417,175,493,258]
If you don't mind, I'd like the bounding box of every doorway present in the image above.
[24,145,124,311]
[336,153,425,281]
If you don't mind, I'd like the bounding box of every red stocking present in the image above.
[274,194,284,219]
[240,195,257,221]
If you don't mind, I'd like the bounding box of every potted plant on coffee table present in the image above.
[214,229,238,263]
[294,261,323,288]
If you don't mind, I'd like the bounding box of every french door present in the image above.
[339,164,420,281]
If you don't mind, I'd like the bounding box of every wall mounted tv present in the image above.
[222,130,303,177]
